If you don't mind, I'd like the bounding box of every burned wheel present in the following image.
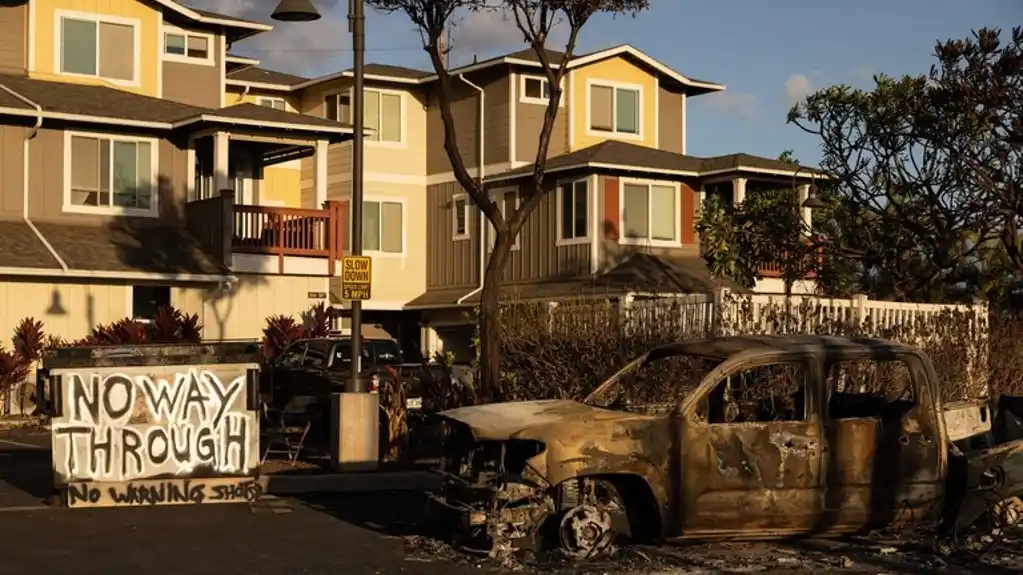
[557,504,614,559]
[951,493,1023,557]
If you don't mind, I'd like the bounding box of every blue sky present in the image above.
[205,0,1019,165]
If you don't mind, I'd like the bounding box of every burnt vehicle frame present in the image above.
[427,335,1023,558]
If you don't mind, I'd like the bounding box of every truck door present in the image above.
[821,352,945,530]
[679,353,824,537]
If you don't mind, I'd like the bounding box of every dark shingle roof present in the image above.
[228,67,308,86]
[0,73,207,124]
[487,141,825,182]
[0,220,63,269]
[209,103,350,130]
[33,222,229,275]
[363,64,433,79]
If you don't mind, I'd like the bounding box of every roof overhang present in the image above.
[291,70,429,91]
[225,78,297,92]
[485,161,831,185]
[0,266,234,283]
[151,0,272,38]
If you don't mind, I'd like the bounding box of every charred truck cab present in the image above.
[427,335,1023,558]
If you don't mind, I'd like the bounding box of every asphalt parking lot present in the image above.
[2,427,1022,575]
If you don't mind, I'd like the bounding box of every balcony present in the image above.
[186,194,347,275]
[758,247,821,279]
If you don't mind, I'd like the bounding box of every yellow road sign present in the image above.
[341,256,372,300]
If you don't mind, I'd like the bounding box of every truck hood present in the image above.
[437,399,651,441]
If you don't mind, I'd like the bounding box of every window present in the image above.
[489,189,520,251]
[364,200,404,254]
[696,363,808,425]
[826,359,916,420]
[59,14,136,82]
[364,89,403,143]
[67,133,156,215]
[589,83,641,136]
[452,194,470,240]
[258,97,287,111]
[324,92,351,122]
[559,180,589,241]
[163,28,211,63]
[621,181,678,244]
[132,285,171,322]
[520,75,561,105]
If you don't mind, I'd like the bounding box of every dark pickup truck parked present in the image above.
[261,336,451,453]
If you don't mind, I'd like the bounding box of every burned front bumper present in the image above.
[425,470,554,554]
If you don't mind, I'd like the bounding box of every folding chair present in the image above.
[261,395,316,464]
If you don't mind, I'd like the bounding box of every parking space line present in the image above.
[0,438,46,449]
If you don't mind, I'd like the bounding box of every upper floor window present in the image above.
[58,12,137,84]
[559,180,589,242]
[324,89,403,144]
[452,194,470,241]
[520,75,564,106]
[325,92,351,122]
[65,132,157,217]
[621,180,679,245]
[589,82,641,137]
[364,199,404,254]
[163,27,213,64]
[258,97,287,111]
[365,89,403,144]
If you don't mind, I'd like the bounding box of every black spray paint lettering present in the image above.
[67,480,263,506]
[53,369,251,481]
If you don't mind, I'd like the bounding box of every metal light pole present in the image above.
[347,0,367,394]
[274,0,376,470]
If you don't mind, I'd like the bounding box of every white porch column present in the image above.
[186,137,196,201]
[796,183,812,234]
[213,131,230,193]
[732,177,747,205]
[314,139,329,208]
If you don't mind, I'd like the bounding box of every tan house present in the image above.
[0,0,354,342]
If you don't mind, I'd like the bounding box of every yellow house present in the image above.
[0,0,355,343]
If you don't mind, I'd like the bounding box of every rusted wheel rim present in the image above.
[558,504,614,559]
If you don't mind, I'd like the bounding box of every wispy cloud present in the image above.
[782,73,814,107]
[188,0,354,76]
[697,91,761,122]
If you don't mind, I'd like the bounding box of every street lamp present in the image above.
[272,0,375,470]
[791,165,826,210]
[271,0,321,21]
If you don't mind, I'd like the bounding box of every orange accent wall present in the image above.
[681,183,696,244]
[603,176,620,241]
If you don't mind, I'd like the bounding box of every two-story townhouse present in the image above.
[0,0,355,342]
[219,62,435,354]
[401,45,825,360]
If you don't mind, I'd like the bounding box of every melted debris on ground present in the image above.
[402,529,1023,574]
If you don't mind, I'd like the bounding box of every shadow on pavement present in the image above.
[294,491,438,538]
[0,432,53,507]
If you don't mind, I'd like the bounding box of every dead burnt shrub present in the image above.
[492,294,1009,405]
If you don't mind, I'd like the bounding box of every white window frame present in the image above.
[556,178,591,246]
[54,10,142,87]
[488,187,521,252]
[63,130,160,218]
[518,74,565,107]
[618,178,681,248]
[585,79,644,141]
[257,96,288,111]
[159,23,215,66]
[361,195,407,258]
[322,88,405,147]
[452,192,471,241]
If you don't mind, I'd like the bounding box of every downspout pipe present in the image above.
[0,83,69,271]
[236,84,250,104]
[456,74,485,305]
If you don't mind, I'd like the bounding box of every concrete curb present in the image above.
[0,418,48,431]
[257,471,441,495]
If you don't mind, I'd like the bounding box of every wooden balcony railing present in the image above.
[759,247,822,279]
[232,202,347,274]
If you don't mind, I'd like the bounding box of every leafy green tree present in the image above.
[789,27,1022,303]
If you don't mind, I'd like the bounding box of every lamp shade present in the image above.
[801,185,826,209]
[272,0,321,22]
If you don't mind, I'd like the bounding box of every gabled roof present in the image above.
[0,74,352,140]
[486,140,827,183]
[155,1,272,33]
[227,67,309,89]
[288,44,724,95]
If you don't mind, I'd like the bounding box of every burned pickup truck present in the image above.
[428,335,1023,558]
